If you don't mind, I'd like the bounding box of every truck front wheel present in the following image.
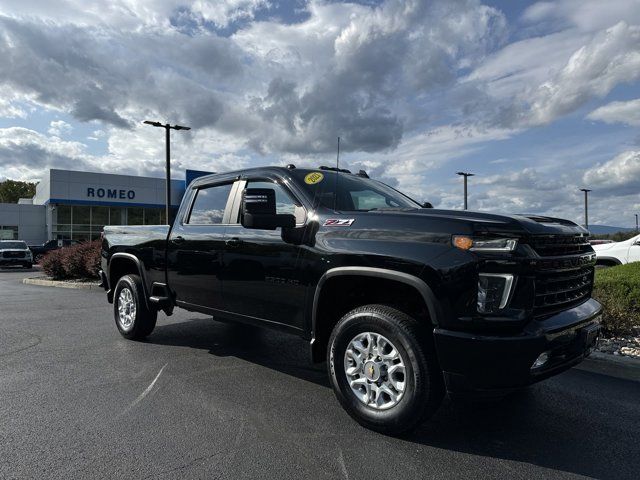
[328,304,444,435]
[113,274,157,340]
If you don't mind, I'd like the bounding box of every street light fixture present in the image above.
[456,172,475,210]
[579,188,591,230]
[143,121,191,224]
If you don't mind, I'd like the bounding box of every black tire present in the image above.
[113,274,157,340]
[35,254,44,263]
[327,304,444,435]
[24,263,32,269]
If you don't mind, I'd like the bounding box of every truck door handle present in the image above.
[172,236,185,244]
[225,237,242,247]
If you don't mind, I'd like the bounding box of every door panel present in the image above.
[166,182,234,309]
[219,180,308,330]
[221,225,307,329]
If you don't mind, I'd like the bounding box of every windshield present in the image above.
[0,241,27,249]
[292,170,420,212]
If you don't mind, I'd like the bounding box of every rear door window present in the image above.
[187,183,234,225]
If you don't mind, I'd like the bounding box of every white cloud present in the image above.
[526,22,640,126]
[47,120,73,137]
[522,0,640,33]
[587,98,640,126]
[583,150,640,193]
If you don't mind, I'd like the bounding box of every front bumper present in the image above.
[434,298,602,396]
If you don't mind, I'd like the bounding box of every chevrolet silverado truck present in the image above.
[0,240,33,268]
[100,166,602,434]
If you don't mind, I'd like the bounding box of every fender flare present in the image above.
[310,266,442,347]
[107,252,151,308]
[595,256,622,266]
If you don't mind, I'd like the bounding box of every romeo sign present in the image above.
[87,187,136,200]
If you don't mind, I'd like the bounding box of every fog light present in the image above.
[532,352,551,369]
[477,274,514,313]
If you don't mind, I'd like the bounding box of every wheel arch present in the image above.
[310,267,442,363]
[595,256,622,267]
[107,253,150,308]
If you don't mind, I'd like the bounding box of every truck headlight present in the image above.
[477,274,515,313]
[453,236,518,252]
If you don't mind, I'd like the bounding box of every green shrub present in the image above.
[41,240,101,280]
[592,262,640,336]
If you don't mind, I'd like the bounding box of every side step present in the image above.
[149,295,174,315]
[149,296,171,307]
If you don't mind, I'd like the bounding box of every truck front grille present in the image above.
[529,233,596,318]
[528,234,592,257]
[534,265,594,318]
[2,251,26,258]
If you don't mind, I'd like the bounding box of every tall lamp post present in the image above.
[635,213,638,233]
[456,171,475,210]
[143,121,191,224]
[579,188,591,229]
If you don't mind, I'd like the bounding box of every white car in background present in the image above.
[592,234,640,267]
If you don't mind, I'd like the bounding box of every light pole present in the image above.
[580,188,591,229]
[143,121,191,224]
[456,172,475,210]
[635,213,638,233]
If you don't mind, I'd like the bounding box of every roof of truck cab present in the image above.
[188,166,346,188]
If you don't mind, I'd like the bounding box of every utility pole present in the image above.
[635,213,638,233]
[580,188,591,229]
[456,172,475,210]
[143,121,191,224]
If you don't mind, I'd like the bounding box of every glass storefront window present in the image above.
[57,205,71,224]
[0,226,18,240]
[109,207,125,225]
[74,206,90,226]
[144,208,163,225]
[91,206,109,226]
[128,208,144,225]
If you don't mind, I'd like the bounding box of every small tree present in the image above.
[0,179,37,203]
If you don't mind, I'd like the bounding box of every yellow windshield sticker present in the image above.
[304,172,324,185]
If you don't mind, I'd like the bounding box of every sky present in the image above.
[0,0,639,227]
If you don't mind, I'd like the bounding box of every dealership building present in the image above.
[0,168,212,244]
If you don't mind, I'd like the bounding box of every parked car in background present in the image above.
[592,234,640,266]
[0,240,33,268]
[29,239,77,263]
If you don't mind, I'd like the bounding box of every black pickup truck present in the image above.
[100,166,602,434]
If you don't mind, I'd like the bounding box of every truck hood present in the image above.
[366,208,588,236]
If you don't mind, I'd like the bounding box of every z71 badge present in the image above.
[323,218,355,227]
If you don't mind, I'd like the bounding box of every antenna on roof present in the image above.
[333,137,340,212]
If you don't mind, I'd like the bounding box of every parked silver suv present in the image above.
[0,240,33,269]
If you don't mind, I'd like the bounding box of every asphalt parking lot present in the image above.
[1,268,639,479]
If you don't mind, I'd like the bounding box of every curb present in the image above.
[577,351,640,382]
[22,277,101,290]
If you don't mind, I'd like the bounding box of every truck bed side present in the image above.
[102,225,170,300]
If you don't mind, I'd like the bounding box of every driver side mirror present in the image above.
[241,188,296,230]
[422,202,433,209]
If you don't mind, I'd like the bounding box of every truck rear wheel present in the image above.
[113,274,157,340]
[327,304,443,435]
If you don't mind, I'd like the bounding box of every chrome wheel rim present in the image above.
[344,332,406,410]
[117,287,136,331]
